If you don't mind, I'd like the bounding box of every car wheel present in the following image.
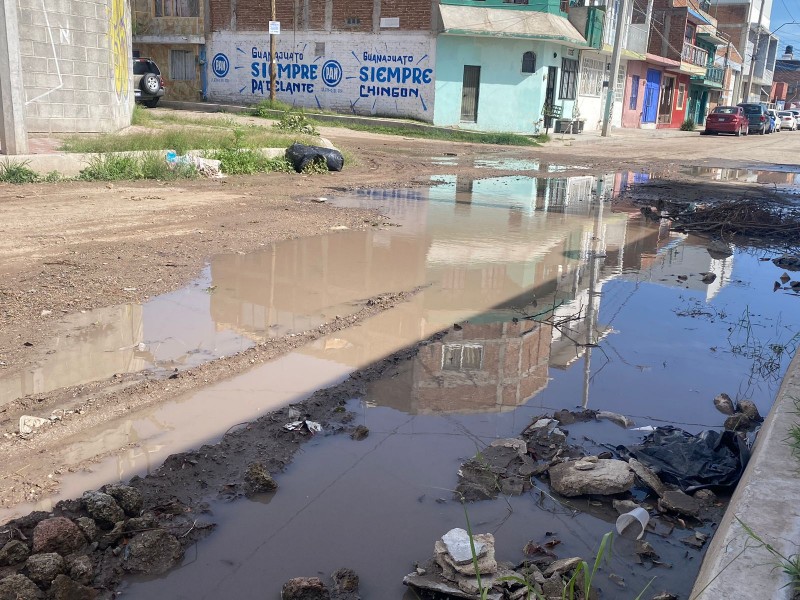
[143,98,159,108]
[140,73,161,94]
[760,126,765,135]
[735,127,741,137]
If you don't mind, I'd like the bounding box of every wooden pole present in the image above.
[270,0,276,102]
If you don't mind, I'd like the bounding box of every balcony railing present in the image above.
[682,42,709,67]
[706,66,724,85]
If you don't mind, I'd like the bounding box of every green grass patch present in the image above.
[206,148,293,175]
[252,99,295,117]
[78,153,197,181]
[320,120,539,146]
[130,104,152,126]
[0,160,40,184]
[273,111,319,136]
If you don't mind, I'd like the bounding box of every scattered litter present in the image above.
[596,411,635,428]
[166,151,223,178]
[616,507,650,540]
[283,420,323,433]
[19,416,49,435]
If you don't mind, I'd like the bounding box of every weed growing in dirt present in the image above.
[0,160,40,184]
[42,171,62,183]
[681,118,697,131]
[130,104,151,126]
[208,147,293,175]
[301,157,329,175]
[273,111,320,136]
[252,99,294,117]
[78,153,196,181]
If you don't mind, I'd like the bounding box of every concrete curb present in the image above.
[690,351,800,599]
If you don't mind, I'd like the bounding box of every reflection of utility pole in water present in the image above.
[582,199,605,408]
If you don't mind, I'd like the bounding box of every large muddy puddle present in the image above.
[8,171,800,598]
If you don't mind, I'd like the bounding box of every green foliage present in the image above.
[0,160,40,184]
[42,171,62,183]
[327,121,539,146]
[252,99,294,117]
[78,153,196,181]
[680,118,697,131]
[273,111,320,136]
[301,157,329,175]
[208,147,293,175]
[130,104,151,126]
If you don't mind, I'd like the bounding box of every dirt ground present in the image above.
[1,111,798,515]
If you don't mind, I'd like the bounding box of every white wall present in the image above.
[208,30,436,121]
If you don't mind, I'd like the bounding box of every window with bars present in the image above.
[579,58,604,96]
[629,75,640,109]
[155,0,198,17]
[559,58,578,99]
[170,50,194,80]
[615,65,626,102]
[522,51,536,74]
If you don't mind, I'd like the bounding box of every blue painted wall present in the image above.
[433,35,578,133]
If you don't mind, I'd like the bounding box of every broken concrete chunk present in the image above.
[596,411,635,428]
[574,460,597,471]
[441,528,487,565]
[613,499,640,515]
[548,459,634,497]
[281,577,331,600]
[713,393,736,416]
[700,272,717,284]
[628,458,667,497]
[489,438,527,457]
[657,490,701,518]
[680,531,709,549]
[19,416,48,435]
[543,556,582,577]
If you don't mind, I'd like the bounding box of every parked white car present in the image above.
[778,111,798,131]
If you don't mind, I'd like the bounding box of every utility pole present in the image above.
[270,0,277,102]
[745,0,766,103]
[0,0,28,154]
[601,0,629,136]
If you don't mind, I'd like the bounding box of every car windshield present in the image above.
[741,106,761,113]
[779,112,793,117]
[713,107,736,114]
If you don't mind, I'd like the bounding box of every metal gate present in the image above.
[460,66,480,123]
[642,68,661,123]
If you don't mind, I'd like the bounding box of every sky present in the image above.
[771,0,800,54]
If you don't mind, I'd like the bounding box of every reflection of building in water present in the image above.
[0,305,147,407]
[368,320,552,415]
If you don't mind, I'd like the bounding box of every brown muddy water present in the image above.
[8,171,800,599]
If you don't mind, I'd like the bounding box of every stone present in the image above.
[574,460,596,471]
[707,240,733,260]
[596,411,635,428]
[693,489,717,506]
[499,477,524,496]
[48,575,96,600]
[700,272,717,284]
[658,490,701,518]
[102,484,143,517]
[628,458,667,497]
[542,574,566,597]
[25,553,65,587]
[244,462,278,494]
[123,515,157,534]
[82,491,125,529]
[66,554,93,585]
[122,530,182,574]
[635,540,659,560]
[773,255,800,271]
[543,557,582,577]
[724,413,755,431]
[281,577,331,600]
[97,521,126,551]
[441,528,487,565]
[75,518,98,543]
[350,425,369,441]
[32,517,86,555]
[713,393,736,416]
[331,567,359,593]
[548,459,634,497]
[0,539,30,566]
[489,438,527,457]
[0,574,42,600]
[680,532,708,549]
[19,416,48,435]
[403,571,502,600]
[736,399,763,422]
[435,536,497,577]
[613,499,640,515]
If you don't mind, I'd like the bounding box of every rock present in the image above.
[628,458,667,497]
[635,540,659,560]
[574,460,596,471]
[435,535,497,577]
[82,491,125,529]
[713,393,736,416]
[658,490,701,518]
[651,593,678,600]
[707,241,733,260]
[0,574,42,600]
[736,399,763,422]
[25,553,65,587]
[680,532,708,549]
[724,413,756,431]
[66,554,93,585]
[543,556,582,577]
[441,528,487,565]
[122,530,182,574]
[32,517,86,555]
[350,425,369,441]
[403,570,502,600]
[281,577,331,600]
[700,272,717,284]
[48,575,96,600]
[781,272,792,284]
[596,411,635,428]
[489,438,527,457]
[773,255,800,272]
[0,539,30,566]
[19,416,48,435]
[331,568,359,593]
[693,489,717,506]
[97,521,126,551]
[542,574,565,598]
[613,499,640,515]
[244,462,278,494]
[548,459,634,497]
[499,477,524,495]
[75,518,98,542]
[102,484,143,517]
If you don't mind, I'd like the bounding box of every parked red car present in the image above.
[703,106,749,136]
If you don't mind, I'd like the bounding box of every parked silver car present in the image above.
[778,111,798,131]
[133,57,165,108]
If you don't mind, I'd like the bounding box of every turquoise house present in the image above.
[433,0,598,134]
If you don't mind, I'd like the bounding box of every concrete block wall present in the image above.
[18,0,133,133]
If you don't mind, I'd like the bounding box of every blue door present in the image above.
[642,69,661,123]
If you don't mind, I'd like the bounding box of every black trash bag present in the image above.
[623,426,750,493]
[285,143,344,173]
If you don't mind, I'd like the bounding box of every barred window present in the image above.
[170,50,194,80]
[616,65,626,102]
[579,58,604,97]
[155,0,198,17]
[559,58,578,99]
[522,51,536,74]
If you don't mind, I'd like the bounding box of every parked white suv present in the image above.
[133,57,165,108]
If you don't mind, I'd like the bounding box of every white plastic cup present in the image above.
[615,507,650,540]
